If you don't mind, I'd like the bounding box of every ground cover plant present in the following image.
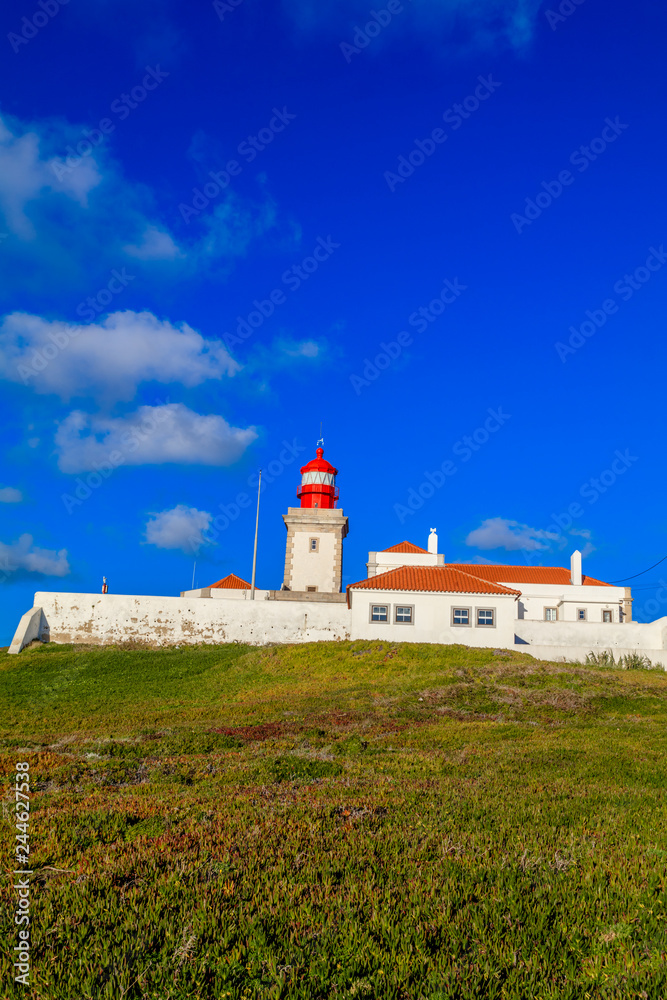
[1,640,666,999]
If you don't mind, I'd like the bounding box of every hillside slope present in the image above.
[1,641,666,999]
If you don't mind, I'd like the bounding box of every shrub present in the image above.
[585,650,616,667]
[585,649,663,671]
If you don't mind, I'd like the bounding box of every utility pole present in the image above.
[250,469,262,599]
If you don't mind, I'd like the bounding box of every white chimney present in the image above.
[570,549,582,586]
[428,528,438,555]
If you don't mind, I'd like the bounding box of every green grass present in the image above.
[1,640,666,999]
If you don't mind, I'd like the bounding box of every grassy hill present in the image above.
[1,640,666,999]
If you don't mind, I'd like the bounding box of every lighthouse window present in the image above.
[309,538,319,552]
[395,606,413,624]
[301,471,335,486]
[370,605,388,623]
[452,607,470,626]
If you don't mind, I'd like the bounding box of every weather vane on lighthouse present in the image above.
[317,421,324,449]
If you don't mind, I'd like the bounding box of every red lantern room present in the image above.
[297,446,339,509]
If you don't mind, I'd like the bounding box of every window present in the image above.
[301,471,335,486]
[370,605,388,622]
[602,609,613,623]
[577,608,587,621]
[476,608,495,627]
[309,538,319,552]
[544,608,558,621]
[306,586,317,593]
[395,605,413,624]
[452,607,470,626]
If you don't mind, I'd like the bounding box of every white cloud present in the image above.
[0,309,239,401]
[145,505,212,554]
[0,114,102,239]
[193,196,280,273]
[55,403,258,473]
[279,338,320,358]
[465,517,561,552]
[0,112,288,306]
[0,534,69,578]
[123,225,184,260]
[0,486,22,503]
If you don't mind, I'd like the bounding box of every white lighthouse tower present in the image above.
[282,443,349,594]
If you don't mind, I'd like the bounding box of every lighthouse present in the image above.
[282,443,349,593]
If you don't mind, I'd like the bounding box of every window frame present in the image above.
[576,608,587,621]
[369,604,389,623]
[451,606,471,627]
[309,537,319,553]
[306,586,317,593]
[394,604,414,625]
[544,607,558,622]
[602,609,613,623]
[475,607,496,628]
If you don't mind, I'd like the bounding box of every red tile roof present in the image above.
[447,564,612,587]
[382,541,428,553]
[348,565,521,598]
[209,573,252,590]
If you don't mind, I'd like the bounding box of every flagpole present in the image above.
[250,469,262,599]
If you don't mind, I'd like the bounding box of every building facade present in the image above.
[8,443,667,665]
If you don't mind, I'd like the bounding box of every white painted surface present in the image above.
[511,582,627,623]
[349,590,518,647]
[8,606,45,654]
[515,616,667,650]
[290,530,337,593]
[428,529,438,555]
[570,550,582,586]
[366,550,445,578]
[33,592,350,647]
[18,590,667,660]
[180,587,269,601]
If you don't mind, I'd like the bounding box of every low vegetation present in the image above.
[1,640,666,999]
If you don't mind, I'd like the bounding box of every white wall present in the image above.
[8,607,45,654]
[350,590,518,647]
[367,551,445,578]
[511,581,627,623]
[32,592,350,647]
[180,587,269,601]
[19,590,667,659]
[515,616,667,650]
[291,531,337,592]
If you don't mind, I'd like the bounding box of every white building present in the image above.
[9,444,667,666]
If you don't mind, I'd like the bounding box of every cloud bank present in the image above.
[0,309,239,402]
[0,487,22,503]
[145,505,212,554]
[465,517,561,552]
[55,403,258,473]
[0,534,70,578]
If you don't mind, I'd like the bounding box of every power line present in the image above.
[609,555,667,583]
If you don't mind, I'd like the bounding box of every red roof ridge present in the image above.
[209,572,252,589]
[347,564,521,600]
[447,564,611,587]
[382,540,429,554]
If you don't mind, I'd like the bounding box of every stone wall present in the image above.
[22,592,351,648]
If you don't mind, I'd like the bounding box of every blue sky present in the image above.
[0,0,665,643]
